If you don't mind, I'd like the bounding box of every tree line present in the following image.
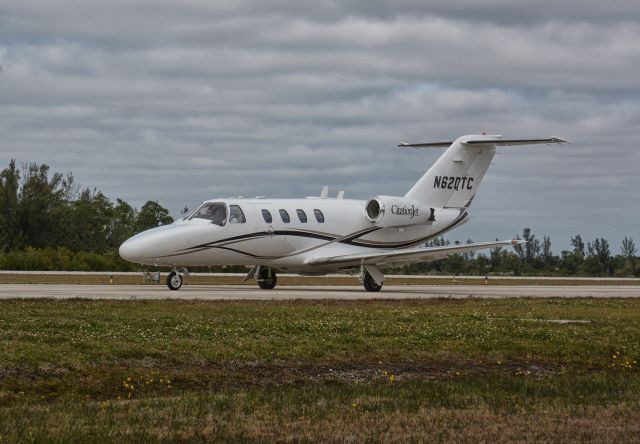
[399,228,639,277]
[0,160,638,276]
[0,160,173,271]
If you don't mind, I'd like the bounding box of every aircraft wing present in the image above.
[305,240,522,267]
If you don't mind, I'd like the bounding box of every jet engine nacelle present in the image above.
[365,195,435,228]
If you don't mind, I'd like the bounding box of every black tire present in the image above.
[363,272,382,292]
[257,268,277,290]
[167,271,183,290]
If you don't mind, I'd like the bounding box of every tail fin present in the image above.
[402,135,565,208]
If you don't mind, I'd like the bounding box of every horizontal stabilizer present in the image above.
[399,137,566,148]
[399,141,453,148]
[466,137,567,146]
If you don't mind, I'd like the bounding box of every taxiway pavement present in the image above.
[1,284,639,300]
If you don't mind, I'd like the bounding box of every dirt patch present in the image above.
[0,359,583,399]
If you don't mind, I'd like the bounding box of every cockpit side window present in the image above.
[229,205,246,224]
[189,202,227,226]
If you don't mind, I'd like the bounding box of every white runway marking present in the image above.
[1,284,640,300]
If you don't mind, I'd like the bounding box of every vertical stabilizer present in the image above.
[404,134,497,208]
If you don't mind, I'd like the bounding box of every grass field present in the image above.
[1,297,639,442]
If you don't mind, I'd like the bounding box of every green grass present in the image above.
[1,298,639,442]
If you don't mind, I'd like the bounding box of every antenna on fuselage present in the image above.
[320,186,329,199]
[337,191,344,199]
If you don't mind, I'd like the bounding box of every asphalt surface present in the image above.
[1,284,640,300]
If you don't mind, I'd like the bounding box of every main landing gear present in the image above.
[257,266,277,290]
[166,270,183,290]
[363,272,382,292]
[360,264,384,292]
[240,265,278,290]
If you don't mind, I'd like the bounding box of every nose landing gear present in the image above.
[166,270,183,290]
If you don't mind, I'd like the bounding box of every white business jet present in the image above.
[119,134,565,291]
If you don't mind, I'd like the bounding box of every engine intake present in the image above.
[366,198,382,220]
[365,196,435,228]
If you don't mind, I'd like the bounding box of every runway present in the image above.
[1,284,640,300]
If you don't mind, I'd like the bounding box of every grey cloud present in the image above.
[1,1,639,252]
[3,19,639,101]
[2,1,640,41]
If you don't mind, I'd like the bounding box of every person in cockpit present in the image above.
[209,204,226,226]
[189,203,227,226]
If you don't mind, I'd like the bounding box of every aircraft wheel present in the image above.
[257,268,277,290]
[363,272,382,292]
[167,271,183,290]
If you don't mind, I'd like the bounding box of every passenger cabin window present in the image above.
[229,205,246,224]
[189,202,227,226]
[296,209,307,223]
[313,209,325,223]
[261,209,272,224]
[279,209,290,223]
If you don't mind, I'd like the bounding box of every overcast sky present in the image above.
[1,1,639,252]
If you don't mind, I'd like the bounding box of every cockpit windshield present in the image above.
[188,202,227,226]
[181,205,200,220]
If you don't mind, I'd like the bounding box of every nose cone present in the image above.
[118,237,141,263]
[119,225,174,264]
[119,223,219,265]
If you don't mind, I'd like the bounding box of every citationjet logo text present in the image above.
[391,205,419,219]
[433,176,474,190]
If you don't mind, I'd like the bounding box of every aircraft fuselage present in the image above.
[119,197,466,273]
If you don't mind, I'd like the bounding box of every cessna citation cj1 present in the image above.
[119,134,565,292]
